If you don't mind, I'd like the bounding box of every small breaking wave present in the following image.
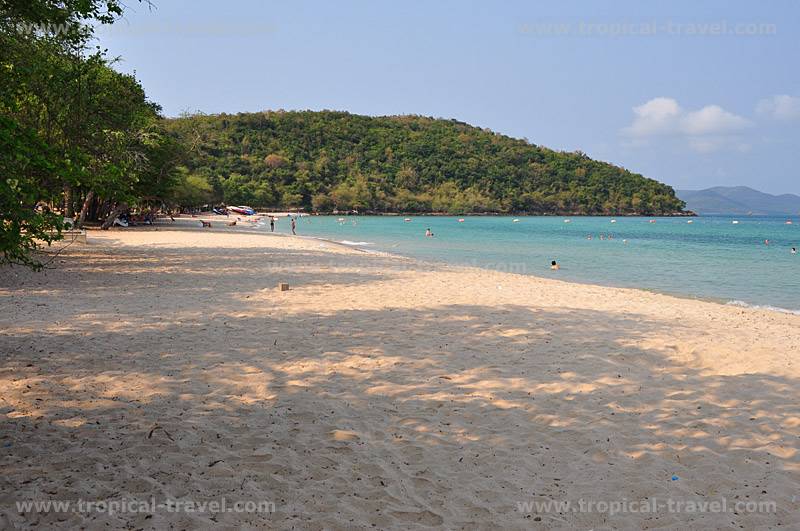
[339,240,374,246]
[727,300,800,315]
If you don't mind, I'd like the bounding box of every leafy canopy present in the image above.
[166,110,686,215]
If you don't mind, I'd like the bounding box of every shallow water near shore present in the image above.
[263,215,800,311]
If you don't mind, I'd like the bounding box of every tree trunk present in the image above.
[98,200,111,224]
[76,190,94,229]
[64,185,74,218]
[101,201,128,230]
[89,197,101,222]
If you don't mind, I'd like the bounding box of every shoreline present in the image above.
[3,228,799,528]
[110,219,800,316]
[309,211,698,217]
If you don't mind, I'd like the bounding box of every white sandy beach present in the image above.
[1,228,799,529]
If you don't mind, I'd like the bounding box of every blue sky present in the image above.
[97,0,800,194]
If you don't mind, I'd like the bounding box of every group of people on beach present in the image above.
[267,216,297,235]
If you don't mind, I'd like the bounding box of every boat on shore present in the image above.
[229,206,256,216]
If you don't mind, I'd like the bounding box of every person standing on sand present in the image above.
[270,217,275,232]
[291,217,296,235]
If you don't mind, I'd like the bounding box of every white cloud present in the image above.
[625,97,682,137]
[756,95,800,121]
[681,105,751,135]
[622,97,751,153]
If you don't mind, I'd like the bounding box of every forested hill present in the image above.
[165,110,687,215]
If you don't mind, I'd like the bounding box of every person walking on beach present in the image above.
[291,217,296,235]
[270,217,275,232]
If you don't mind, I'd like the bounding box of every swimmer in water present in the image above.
[550,260,560,270]
[792,247,797,255]
[765,239,770,246]
[425,228,433,237]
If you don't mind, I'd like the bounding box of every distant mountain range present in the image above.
[676,186,800,216]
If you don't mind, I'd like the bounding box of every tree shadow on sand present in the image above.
[1,242,799,529]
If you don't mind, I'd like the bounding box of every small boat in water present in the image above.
[732,220,740,224]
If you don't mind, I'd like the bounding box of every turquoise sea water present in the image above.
[265,215,800,312]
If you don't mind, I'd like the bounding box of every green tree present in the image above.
[0,0,140,265]
[164,110,686,216]
[169,168,214,208]
[0,115,65,268]
[311,192,334,212]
